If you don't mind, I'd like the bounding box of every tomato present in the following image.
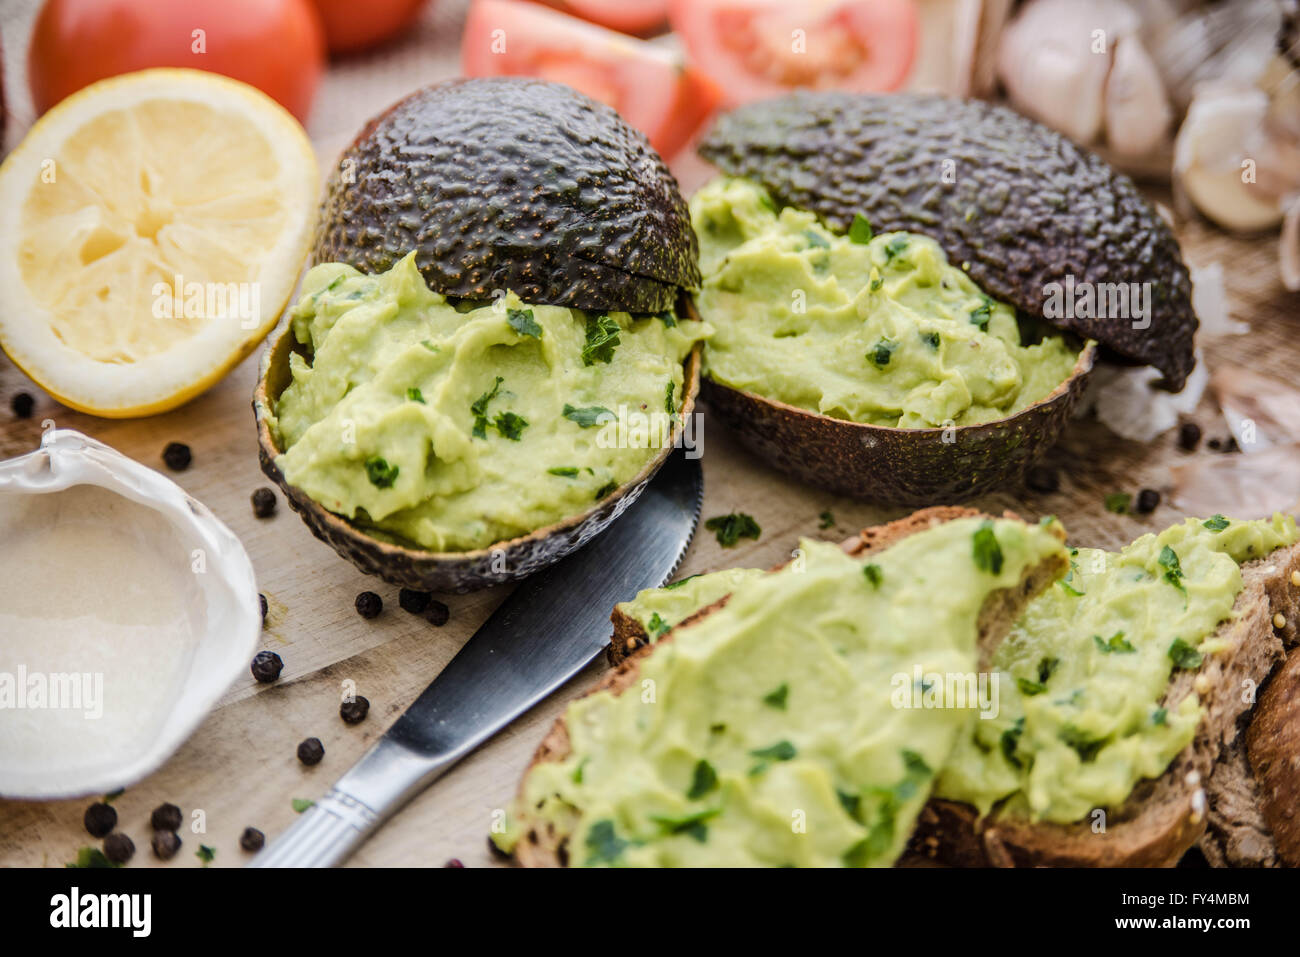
[541,0,669,36]
[27,0,325,123]
[312,0,429,54]
[669,0,919,106]
[462,0,722,159]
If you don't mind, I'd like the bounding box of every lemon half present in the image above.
[0,69,318,417]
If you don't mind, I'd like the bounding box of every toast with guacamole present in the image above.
[499,509,1300,867]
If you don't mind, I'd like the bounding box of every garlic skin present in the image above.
[1105,32,1173,158]
[1174,87,1286,233]
[1282,202,1300,291]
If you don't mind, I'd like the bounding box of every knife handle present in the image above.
[250,736,453,868]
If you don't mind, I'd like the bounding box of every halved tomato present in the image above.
[462,0,721,159]
[669,0,919,106]
[541,0,669,36]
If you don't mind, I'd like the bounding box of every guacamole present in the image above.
[269,253,710,552]
[615,567,766,638]
[935,513,1298,822]
[497,517,1067,867]
[595,514,1298,832]
[690,177,1082,428]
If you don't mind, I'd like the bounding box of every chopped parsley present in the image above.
[406,387,425,404]
[292,798,314,813]
[749,740,797,772]
[921,330,941,350]
[471,376,504,438]
[863,563,883,588]
[646,612,669,640]
[1001,718,1025,769]
[883,236,909,261]
[1157,545,1187,596]
[1152,707,1168,726]
[687,759,718,799]
[507,307,541,338]
[493,410,528,441]
[585,820,628,865]
[1104,492,1131,514]
[972,521,1004,574]
[1168,638,1203,670]
[562,403,614,428]
[665,380,675,415]
[66,847,119,869]
[763,683,789,710]
[1203,514,1230,531]
[650,808,719,843]
[665,574,701,590]
[1093,631,1136,654]
[364,456,399,489]
[657,310,677,328]
[1059,725,1106,763]
[196,845,215,866]
[705,512,761,547]
[804,229,830,250]
[818,509,835,529]
[848,212,874,244]
[868,337,896,368]
[1037,656,1060,684]
[1058,560,1085,596]
[1016,677,1047,696]
[548,466,579,477]
[595,480,618,500]
[969,297,993,331]
[581,313,621,365]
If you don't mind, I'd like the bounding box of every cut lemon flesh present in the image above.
[0,69,318,417]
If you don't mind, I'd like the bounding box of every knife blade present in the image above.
[250,450,703,867]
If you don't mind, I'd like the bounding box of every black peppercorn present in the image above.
[239,827,265,852]
[1208,437,1222,451]
[83,802,117,837]
[355,591,382,619]
[161,442,191,471]
[251,487,277,518]
[103,832,135,864]
[150,802,182,832]
[1024,465,1060,494]
[11,392,34,419]
[340,696,370,724]
[151,829,181,860]
[444,858,465,868]
[1178,422,1202,451]
[1135,488,1161,514]
[1222,436,1240,453]
[399,588,431,614]
[250,650,283,683]
[421,599,450,627]
[259,593,268,622]
[297,737,325,765]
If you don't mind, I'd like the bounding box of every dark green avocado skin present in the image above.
[699,93,1197,390]
[314,78,700,313]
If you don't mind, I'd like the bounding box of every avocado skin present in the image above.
[314,78,700,313]
[699,93,1196,390]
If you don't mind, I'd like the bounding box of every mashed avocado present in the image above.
[498,517,1067,866]
[269,254,710,551]
[615,567,766,638]
[935,513,1298,822]
[690,177,1082,428]
[597,514,1298,834]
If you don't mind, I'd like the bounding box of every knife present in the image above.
[250,450,703,867]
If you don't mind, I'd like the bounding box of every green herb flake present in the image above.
[848,213,874,244]
[837,790,861,820]
[804,229,830,250]
[364,456,399,489]
[66,847,119,869]
[471,375,505,438]
[818,509,835,529]
[1000,718,1025,769]
[665,573,700,591]
[1168,638,1204,670]
[406,387,425,404]
[1016,677,1047,696]
[969,298,992,331]
[292,798,314,813]
[972,521,1004,575]
[884,236,909,261]
[1203,514,1230,531]
[646,612,670,640]
[921,331,941,350]
[1060,725,1107,763]
[562,403,614,428]
[493,410,528,441]
[705,512,761,547]
[594,480,618,500]
[750,741,797,762]
[762,683,789,710]
[1037,657,1060,684]
[1093,631,1136,654]
[1158,545,1187,596]
[687,759,718,800]
[1152,707,1168,726]
[657,310,677,328]
[665,381,675,415]
[863,563,883,588]
[1104,492,1132,514]
[507,307,541,339]
[103,788,125,805]
[650,808,719,843]
[868,337,896,368]
[581,313,621,366]
[196,845,216,867]
[548,466,579,477]
[585,819,628,865]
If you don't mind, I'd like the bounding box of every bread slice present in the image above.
[513,506,1068,867]
[556,510,1300,868]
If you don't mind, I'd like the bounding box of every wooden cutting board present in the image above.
[1,0,1297,870]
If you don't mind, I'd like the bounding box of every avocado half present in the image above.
[313,78,700,314]
[699,92,1196,390]
[254,320,703,593]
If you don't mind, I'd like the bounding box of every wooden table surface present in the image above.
[1,1,1297,869]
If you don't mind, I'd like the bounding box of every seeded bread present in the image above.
[513,506,1067,867]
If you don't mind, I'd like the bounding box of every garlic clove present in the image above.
[1282,201,1300,291]
[1105,33,1174,158]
